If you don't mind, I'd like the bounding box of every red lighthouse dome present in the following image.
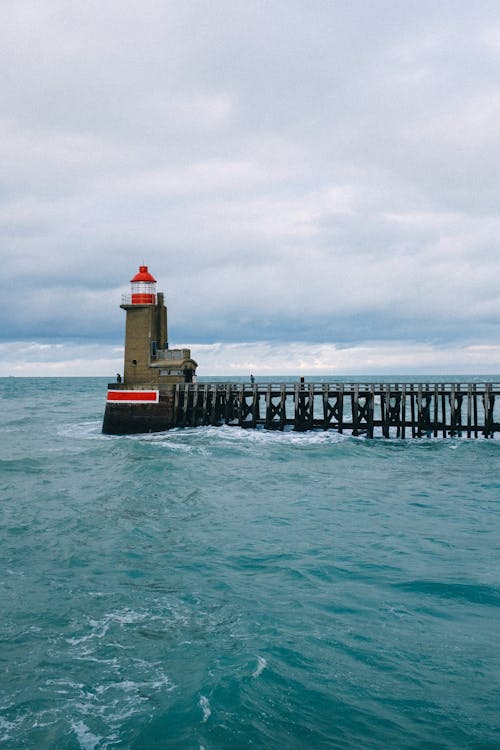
[130,265,157,304]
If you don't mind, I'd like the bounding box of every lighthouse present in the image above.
[102,264,198,434]
[121,265,167,386]
[120,264,197,386]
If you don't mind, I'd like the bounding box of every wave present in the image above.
[0,457,45,474]
[252,656,267,678]
[392,579,500,606]
[199,695,211,723]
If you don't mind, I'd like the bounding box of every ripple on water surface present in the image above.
[1,380,500,748]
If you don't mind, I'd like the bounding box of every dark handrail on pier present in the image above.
[171,382,500,438]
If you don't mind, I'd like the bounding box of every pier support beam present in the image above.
[103,381,500,438]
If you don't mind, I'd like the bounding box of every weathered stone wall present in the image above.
[121,300,195,387]
[122,305,158,385]
[102,388,176,434]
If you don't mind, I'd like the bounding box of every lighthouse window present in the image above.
[132,359,137,366]
[151,341,157,358]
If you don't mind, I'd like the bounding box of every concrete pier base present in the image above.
[102,388,176,434]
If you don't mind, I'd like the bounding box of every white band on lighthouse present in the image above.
[107,390,159,404]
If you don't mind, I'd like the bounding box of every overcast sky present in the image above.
[1,0,500,375]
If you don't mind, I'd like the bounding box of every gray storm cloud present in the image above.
[1,0,500,373]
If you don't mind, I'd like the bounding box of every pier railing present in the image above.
[171,382,500,438]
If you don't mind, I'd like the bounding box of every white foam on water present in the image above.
[67,609,150,646]
[110,424,352,451]
[0,716,16,742]
[73,653,120,668]
[252,655,267,678]
[45,678,84,691]
[152,440,195,453]
[103,610,148,625]
[31,715,59,729]
[57,421,104,441]
[150,671,175,691]
[199,695,211,723]
[67,621,109,646]
[54,608,179,744]
[173,424,351,451]
[71,719,103,750]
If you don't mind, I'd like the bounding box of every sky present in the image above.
[1,0,500,376]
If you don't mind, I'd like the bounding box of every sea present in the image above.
[1,376,499,750]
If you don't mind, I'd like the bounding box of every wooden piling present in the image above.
[467,384,472,439]
[338,384,344,434]
[251,384,259,428]
[202,384,209,426]
[157,381,499,438]
[173,383,180,425]
[352,384,359,436]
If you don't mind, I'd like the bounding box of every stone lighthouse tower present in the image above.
[120,264,197,387]
[102,264,198,434]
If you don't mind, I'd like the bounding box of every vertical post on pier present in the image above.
[279,384,287,430]
[394,385,400,439]
[441,386,447,437]
[449,384,456,437]
[410,384,416,438]
[489,384,495,439]
[223,385,229,424]
[173,383,180,426]
[382,384,390,438]
[352,384,359,436]
[425,384,432,437]
[401,384,406,439]
[322,384,329,431]
[417,384,423,438]
[455,384,463,437]
[367,384,375,438]
[380,385,387,437]
[251,383,259,428]
[457,384,463,437]
[294,383,300,429]
[473,384,478,438]
[467,384,472,439]
[338,384,344,434]
[433,384,439,438]
[202,384,209,425]
[211,385,219,426]
[176,384,184,426]
[399,384,406,439]
[180,383,189,426]
[237,383,245,427]
[266,384,273,429]
[190,383,199,426]
[308,384,315,430]
[483,383,493,438]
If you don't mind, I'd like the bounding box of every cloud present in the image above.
[0,341,123,376]
[1,1,500,373]
[1,339,500,377]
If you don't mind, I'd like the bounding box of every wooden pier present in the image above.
[170,382,500,438]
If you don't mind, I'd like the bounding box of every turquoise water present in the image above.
[1,377,500,749]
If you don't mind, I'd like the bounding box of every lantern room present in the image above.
[130,265,157,304]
